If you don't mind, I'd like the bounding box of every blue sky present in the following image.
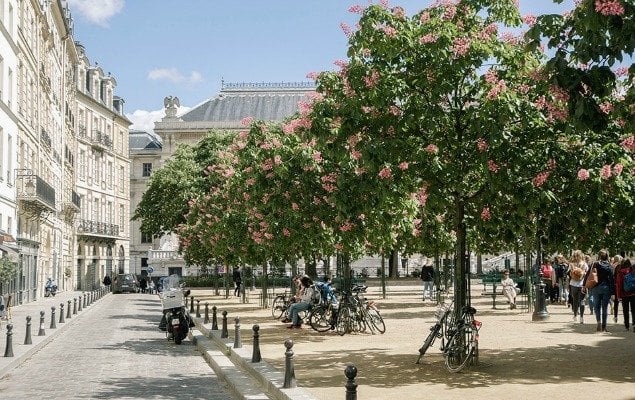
[67,0,574,132]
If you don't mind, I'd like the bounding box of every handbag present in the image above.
[584,267,598,289]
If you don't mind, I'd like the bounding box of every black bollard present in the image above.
[492,282,497,309]
[283,338,296,388]
[532,271,550,321]
[251,325,262,363]
[24,316,33,345]
[38,311,46,336]
[196,299,201,318]
[204,303,210,324]
[221,311,229,338]
[83,293,87,308]
[50,306,56,329]
[4,324,14,357]
[67,300,72,319]
[212,306,218,330]
[78,296,82,312]
[345,364,358,400]
[233,317,242,348]
[73,298,78,315]
[190,296,195,313]
[59,303,65,323]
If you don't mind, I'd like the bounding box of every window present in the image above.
[141,231,152,243]
[6,134,11,184]
[78,150,86,180]
[0,128,3,180]
[107,161,113,189]
[118,165,124,192]
[119,204,124,231]
[142,163,152,177]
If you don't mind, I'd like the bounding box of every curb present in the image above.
[192,320,318,400]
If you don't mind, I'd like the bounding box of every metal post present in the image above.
[233,317,242,348]
[532,270,549,321]
[251,325,262,363]
[3,324,14,357]
[66,300,72,319]
[78,296,82,312]
[283,339,296,388]
[492,282,497,309]
[73,298,77,314]
[221,310,229,338]
[24,316,32,345]
[50,306,56,329]
[212,306,218,330]
[196,300,201,318]
[38,311,46,336]
[83,293,87,308]
[59,303,65,323]
[345,364,358,400]
[190,296,195,313]
[204,303,210,324]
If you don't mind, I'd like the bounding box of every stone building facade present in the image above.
[0,0,130,303]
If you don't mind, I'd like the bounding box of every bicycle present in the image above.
[443,305,481,373]
[271,291,311,323]
[334,285,385,335]
[416,301,453,364]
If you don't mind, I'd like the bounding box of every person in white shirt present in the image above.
[501,270,518,309]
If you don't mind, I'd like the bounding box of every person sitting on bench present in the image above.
[501,270,518,309]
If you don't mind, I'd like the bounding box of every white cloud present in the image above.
[126,106,191,134]
[68,0,124,27]
[148,68,204,84]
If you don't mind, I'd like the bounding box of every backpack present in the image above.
[624,271,635,293]
[570,266,584,281]
[309,284,323,305]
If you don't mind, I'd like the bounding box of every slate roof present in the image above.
[129,129,162,150]
[181,82,315,123]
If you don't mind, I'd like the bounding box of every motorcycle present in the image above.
[158,275,193,344]
[45,280,58,297]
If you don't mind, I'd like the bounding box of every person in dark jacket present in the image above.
[614,258,635,332]
[232,267,242,297]
[420,261,435,302]
[585,249,615,332]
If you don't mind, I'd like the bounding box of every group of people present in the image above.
[280,274,337,329]
[501,250,635,333]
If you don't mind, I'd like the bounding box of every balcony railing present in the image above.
[15,171,56,213]
[91,130,113,151]
[77,219,119,238]
[62,190,81,215]
[148,249,183,261]
[40,128,52,150]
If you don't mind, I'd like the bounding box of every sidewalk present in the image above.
[0,288,109,378]
[187,282,634,400]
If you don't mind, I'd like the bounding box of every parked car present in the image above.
[112,273,139,294]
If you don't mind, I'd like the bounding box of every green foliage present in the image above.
[0,256,17,284]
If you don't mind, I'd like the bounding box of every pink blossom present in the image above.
[599,102,614,114]
[480,207,491,221]
[483,23,497,36]
[240,116,254,126]
[238,130,249,139]
[246,178,256,186]
[443,5,457,20]
[243,192,250,201]
[484,69,498,84]
[594,0,625,16]
[620,135,635,152]
[351,150,362,160]
[392,6,405,18]
[363,70,380,88]
[487,160,499,173]
[259,142,272,150]
[348,5,364,14]
[416,187,428,206]
[547,159,557,170]
[378,167,393,179]
[419,11,430,23]
[476,138,488,152]
[532,171,550,187]
[340,22,352,38]
[522,14,537,26]
[282,228,291,237]
[487,80,507,100]
[339,221,355,232]
[451,37,471,57]
[389,105,401,116]
[306,71,319,80]
[613,163,623,176]
[381,25,397,38]
[426,144,438,154]
[291,202,299,210]
[399,162,409,170]
[419,34,437,44]
[615,66,628,77]
[600,164,612,179]
[322,183,336,192]
[312,151,323,163]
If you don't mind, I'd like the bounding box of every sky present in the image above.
[66,0,575,133]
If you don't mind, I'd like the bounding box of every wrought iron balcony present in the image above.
[40,128,52,150]
[148,249,183,261]
[91,129,113,151]
[77,219,119,241]
[62,190,81,216]
[15,170,56,217]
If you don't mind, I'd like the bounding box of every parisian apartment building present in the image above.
[0,0,130,305]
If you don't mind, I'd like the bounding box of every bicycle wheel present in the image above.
[336,306,352,336]
[367,308,385,334]
[416,324,439,364]
[271,295,287,319]
[310,305,334,332]
[444,325,475,373]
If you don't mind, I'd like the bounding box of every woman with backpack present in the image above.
[584,249,615,333]
[614,258,635,332]
[568,250,589,324]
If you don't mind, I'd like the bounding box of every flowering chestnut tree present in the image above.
[293,0,633,308]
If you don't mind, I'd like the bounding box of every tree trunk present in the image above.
[261,262,269,308]
[454,200,468,314]
[305,255,317,279]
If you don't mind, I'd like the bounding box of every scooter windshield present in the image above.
[162,274,181,291]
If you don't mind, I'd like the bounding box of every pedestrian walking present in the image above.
[420,261,434,302]
[585,250,615,332]
[568,250,588,324]
[232,266,242,297]
[614,258,635,332]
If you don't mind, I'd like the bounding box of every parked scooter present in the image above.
[158,275,193,344]
[45,278,58,297]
